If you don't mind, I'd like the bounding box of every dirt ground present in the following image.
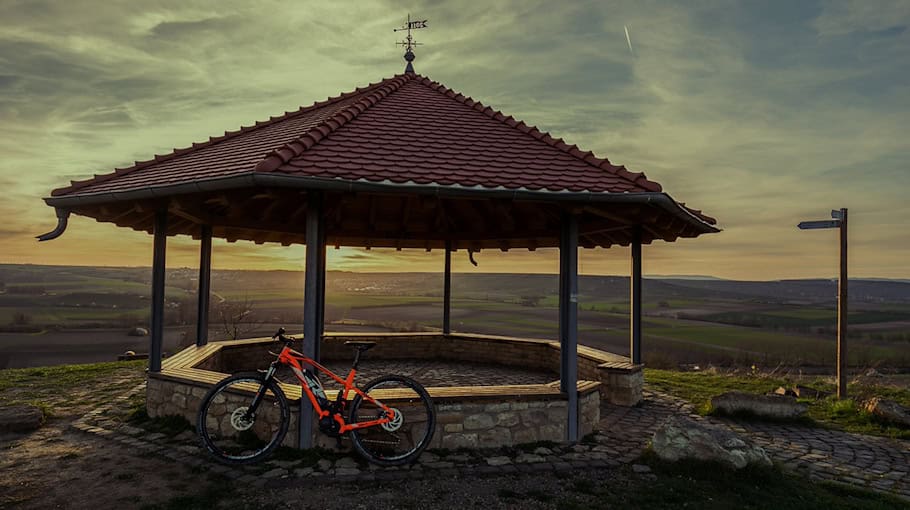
[0,415,626,510]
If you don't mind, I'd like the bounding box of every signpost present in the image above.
[798,208,848,398]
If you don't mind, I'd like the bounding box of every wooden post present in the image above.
[630,226,642,365]
[559,212,579,442]
[149,211,167,373]
[300,192,325,448]
[443,240,452,335]
[837,208,848,399]
[196,225,212,347]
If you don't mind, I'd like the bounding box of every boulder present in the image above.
[792,385,830,400]
[772,386,796,397]
[864,397,910,428]
[128,327,149,337]
[651,416,771,470]
[711,391,808,419]
[0,405,45,433]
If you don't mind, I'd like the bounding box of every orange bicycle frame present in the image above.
[276,345,395,433]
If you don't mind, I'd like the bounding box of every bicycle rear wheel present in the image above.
[196,372,289,465]
[348,375,435,466]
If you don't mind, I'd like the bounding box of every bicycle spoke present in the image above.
[197,373,289,464]
[348,375,435,466]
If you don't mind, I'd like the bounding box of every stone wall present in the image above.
[148,373,599,450]
[431,390,600,449]
[147,375,301,447]
[213,333,641,406]
[600,366,644,407]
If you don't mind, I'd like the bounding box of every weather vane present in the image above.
[394,13,428,73]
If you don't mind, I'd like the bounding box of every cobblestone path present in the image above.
[598,388,910,500]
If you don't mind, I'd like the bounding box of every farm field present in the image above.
[0,264,908,370]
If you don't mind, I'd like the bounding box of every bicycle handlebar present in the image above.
[272,327,296,344]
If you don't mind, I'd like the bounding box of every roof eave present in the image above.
[44,173,720,234]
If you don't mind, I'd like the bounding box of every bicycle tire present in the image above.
[196,371,290,465]
[348,374,435,466]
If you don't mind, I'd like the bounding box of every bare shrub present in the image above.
[216,296,263,340]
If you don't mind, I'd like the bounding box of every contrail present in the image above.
[624,24,634,55]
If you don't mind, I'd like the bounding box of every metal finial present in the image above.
[394,13,427,73]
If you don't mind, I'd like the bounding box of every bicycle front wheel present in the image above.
[196,372,290,465]
[348,375,435,466]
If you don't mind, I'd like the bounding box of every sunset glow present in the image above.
[3,1,908,279]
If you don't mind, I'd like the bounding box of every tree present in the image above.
[216,296,263,340]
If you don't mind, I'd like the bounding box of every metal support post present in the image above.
[630,226,642,365]
[149,211,167,372]
[558,212,579,442]
[443,240,452,334]
[196,225,212,347]
[301,193,325,448]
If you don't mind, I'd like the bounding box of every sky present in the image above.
[1,0,908,280]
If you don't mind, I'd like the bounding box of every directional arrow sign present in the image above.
[798,220,841,230]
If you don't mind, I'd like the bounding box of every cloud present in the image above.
[1,0,909,279]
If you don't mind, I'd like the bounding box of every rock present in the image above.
[864,368,882,377]
[486,456,511,466]
[334,467,361,476]
[127,327,149,337]
[293,467,314,477]
[864,397,910,427]
[632,464,652,473]
[418,452,439,464]
[0,405,45,433]
[267,460,300,469]
[533,447,553,456]
[651,416,772,470]
[711,391,808,419]
[334,457,359,469]
[772,386,796,397]
[793,385,830,400]
[261,468,287,478]
[515,453,545,464]
[316,459,333,472]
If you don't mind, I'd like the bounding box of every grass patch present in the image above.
[646,368,910,439]
[555,457,909,510]
[0,360,146,394]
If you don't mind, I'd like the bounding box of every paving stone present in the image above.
[335,467,361,476]
[334,457,359,469]
[486,456,511,466]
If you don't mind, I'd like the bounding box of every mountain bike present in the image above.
[196,328,435,466]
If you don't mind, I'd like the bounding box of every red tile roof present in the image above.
[50,73,714,225]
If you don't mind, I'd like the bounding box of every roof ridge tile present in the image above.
[255,74,413,172]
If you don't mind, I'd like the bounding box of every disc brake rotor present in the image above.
[380,407,403,432]
[230,407,255,431]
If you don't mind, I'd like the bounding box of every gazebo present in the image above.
[40,56,718,448]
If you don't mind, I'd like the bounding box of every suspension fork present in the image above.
[246,362,278,417]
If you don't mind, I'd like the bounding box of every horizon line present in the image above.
[2,262,908,283]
